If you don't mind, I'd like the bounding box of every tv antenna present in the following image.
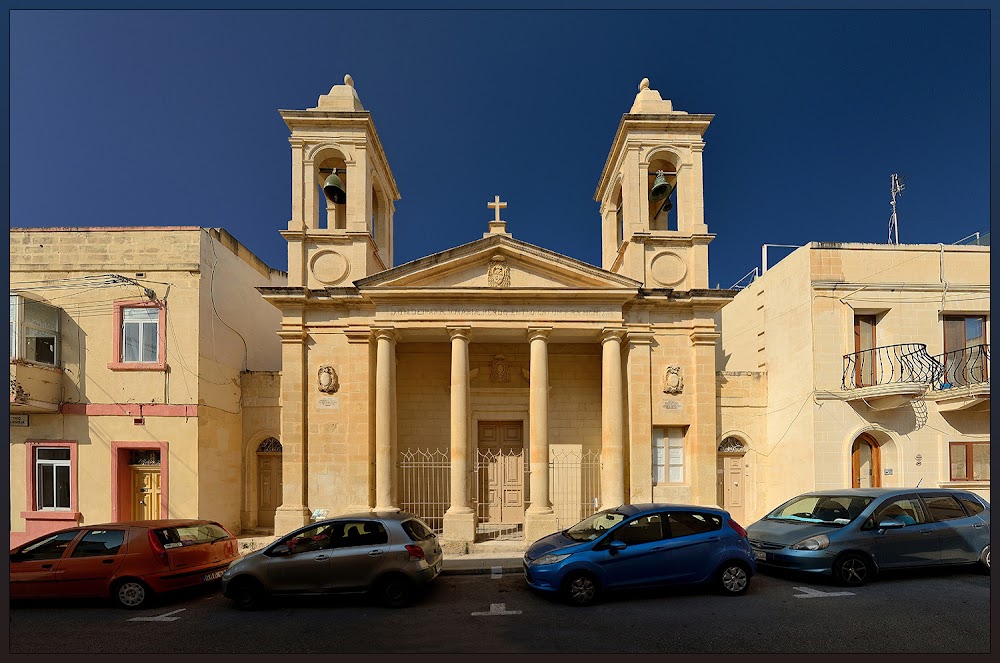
[888,173,905,244]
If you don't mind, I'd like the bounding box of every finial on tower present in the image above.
[639,77,650,92]
[344,73,354,88]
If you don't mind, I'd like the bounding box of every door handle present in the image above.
[102,559,115,565]
[652,547,666,552]
[313,555,329,561]
[368,550,384,557]
[973,524,984,529]
[921,531,933,535]
[41,564,53,569]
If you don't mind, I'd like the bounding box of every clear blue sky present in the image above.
[9,8,990,289]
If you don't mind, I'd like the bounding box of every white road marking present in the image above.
[793,586,856,599]
[491,566,503,579]
[128,608,186,622]
[472,602,522,616]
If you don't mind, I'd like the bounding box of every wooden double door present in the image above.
[477,421,525,526]
[131,467,161,520]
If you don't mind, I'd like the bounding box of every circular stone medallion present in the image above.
[650,252,687,286]
[310,250,350,285]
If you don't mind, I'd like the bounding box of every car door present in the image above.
[869,495,940,568]
[10,530,82,599]
[659,511,726,583]
[326,519,391,591]
[53,528,128,597]
[920,493,983,564]
[265,522,336,594]
[594,513,668,589]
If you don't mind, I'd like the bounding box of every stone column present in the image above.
[443,326,476,547]
[373,328,398,511]
[273,326,311,535]
[525,327,558,543]
[600,328,626,509]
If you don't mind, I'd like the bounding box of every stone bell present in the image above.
[322,172,347,204]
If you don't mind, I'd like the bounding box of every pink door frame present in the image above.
[111,441,169,521]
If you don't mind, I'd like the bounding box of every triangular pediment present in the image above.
[356,235,641,291]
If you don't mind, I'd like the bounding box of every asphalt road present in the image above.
[8,565,991,654]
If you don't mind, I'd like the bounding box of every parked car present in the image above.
[746,488,990,586]
[523,503,756,606]
[9,519,239,609]
[221,511,443,609]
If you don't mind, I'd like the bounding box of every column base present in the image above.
[443,509,477,547]
[524,510,560,545]
[273,505,311,537]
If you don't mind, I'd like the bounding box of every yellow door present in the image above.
[721,455,745,525]
[257,453,283,528]
[131,468,161,520]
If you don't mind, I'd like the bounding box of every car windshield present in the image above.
[564,510,627,541]
[765,495,874,526]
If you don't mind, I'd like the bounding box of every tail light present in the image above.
[728,519,748,539]
[405,544,425,561]
[147,530,169,565]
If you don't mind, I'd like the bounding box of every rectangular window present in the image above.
[9,294,61,366]
[653,427,685,485]
[35,447,72,510]
[122,307,159,363]
[950,442,990,481]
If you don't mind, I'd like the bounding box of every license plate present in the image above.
[753,550,767,561]
[202,570,224,582]
[434,560,442,574]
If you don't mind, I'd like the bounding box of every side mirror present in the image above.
[878,520,905,530]
[268,544,292,557]
[609,540,627,554]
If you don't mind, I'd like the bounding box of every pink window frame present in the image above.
[21,439,80,522]
[111,441,169,521]
[108,299,168,371]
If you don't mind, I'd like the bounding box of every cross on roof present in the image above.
[488,195,507,223]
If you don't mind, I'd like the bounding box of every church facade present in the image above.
[261,77,736,548]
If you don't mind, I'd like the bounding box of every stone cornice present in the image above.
[812,281,990,293]
[632,232,716,248]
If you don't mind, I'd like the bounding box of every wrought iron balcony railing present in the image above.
[930,344,990,390]
[842,343,944,390]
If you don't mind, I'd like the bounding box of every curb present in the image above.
[442,564,523,576]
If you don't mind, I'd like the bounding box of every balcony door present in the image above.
[943,316,987,386]
[854,315,877,387]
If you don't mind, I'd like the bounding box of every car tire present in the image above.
[561,571,600,607]
[228,577,265,610]
[376,574,414,609]
[833,553,873,587]
[978,545,990,574]
[716,561,751,596]
[112,578,153,609]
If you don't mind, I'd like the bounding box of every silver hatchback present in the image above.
[221,511,443,608]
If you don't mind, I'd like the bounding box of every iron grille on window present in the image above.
[128,450,161,466]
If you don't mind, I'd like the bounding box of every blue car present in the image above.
[746,488,990,586]
[523,503,756,606]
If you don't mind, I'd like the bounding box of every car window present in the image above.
[871,496,926,527]
[614,514,664,545]
[70,529,126,557]
[767,495,872,525]
[154,523,231,549]
[282,523,336,553]
[920,494,967,522]
[17,530,80,561]
[401,518,434,542]
[666,511,722,538]
[330,520,388,548]
[565,510,627,542]
[956,494,986,516]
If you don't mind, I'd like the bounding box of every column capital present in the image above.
[447,325,472,341]
[600,327,627,344]
[371,326,398,343]
[527,327,553,343]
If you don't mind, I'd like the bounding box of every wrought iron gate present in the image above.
[398,448,450,535]
[475,446,526,540]
[549,447,602,529]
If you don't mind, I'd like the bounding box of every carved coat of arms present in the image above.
[663,365,684,394]
[488,255,510,288]
[490,355,511,382]
[317,365,339,393]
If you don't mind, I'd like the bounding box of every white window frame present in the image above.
[10,294,61,366]
[653,427,686,485]
[121,307,160,363]
[35,447,72,511]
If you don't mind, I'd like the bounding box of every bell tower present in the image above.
[280,75,401,288]
[594,78,714,290]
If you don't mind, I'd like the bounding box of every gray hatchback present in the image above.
[747,488,990,586]
[221,511,443,608]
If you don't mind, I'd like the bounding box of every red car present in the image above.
[9,519,240,609]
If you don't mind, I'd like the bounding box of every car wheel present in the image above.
[717,562,750,596]
[112,579,153,609]
[833,553,872,587]
[376,574,413,609]
[979,545,990,574]
[228,577,265,610]
[562,572,599,607]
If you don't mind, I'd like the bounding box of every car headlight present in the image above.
[530,553,571,566]
[790,534,830,551]
[222,560,241,578]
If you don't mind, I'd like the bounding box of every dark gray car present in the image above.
[221,511,443,608]
[747,488,990,586]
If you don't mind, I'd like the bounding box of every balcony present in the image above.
[10,361,63,413]
[840,343,943,410]
[928,344,990,412]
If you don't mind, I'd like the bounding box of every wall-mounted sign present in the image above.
[10,414,29,427]
[884,468,893,476]
[662,400,682,410]
[317,396,339,410]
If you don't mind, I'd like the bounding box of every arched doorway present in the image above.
[717,436,747,525]
[256,437,283,528]
[851,434,881,488]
